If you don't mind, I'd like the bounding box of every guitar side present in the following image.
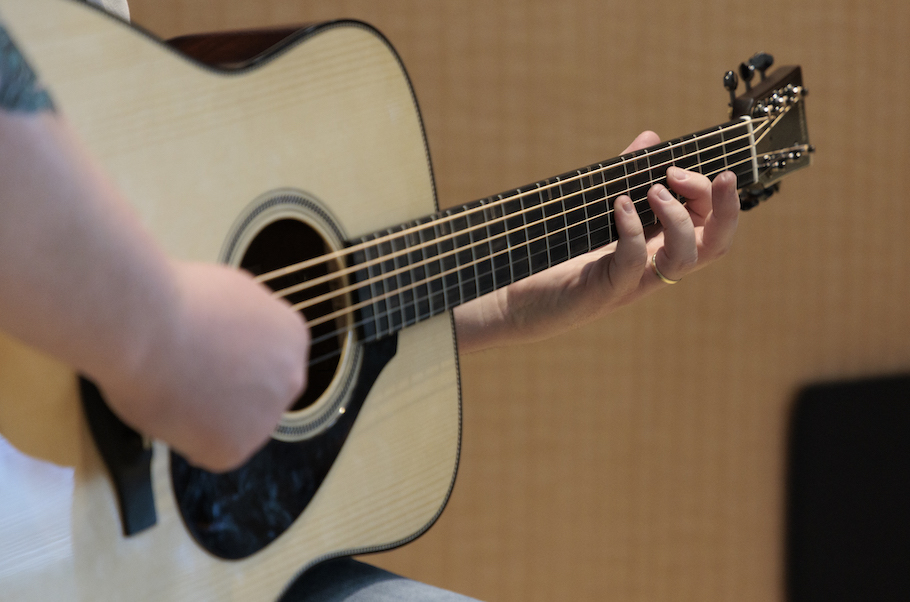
[0,1,460,600]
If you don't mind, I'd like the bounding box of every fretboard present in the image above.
[349,118,757,342]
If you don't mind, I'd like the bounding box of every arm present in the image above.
[454,131,740,353]
[0,25,309,472]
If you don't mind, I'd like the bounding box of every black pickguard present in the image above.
[170,334,397,560]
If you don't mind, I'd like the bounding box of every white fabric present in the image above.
[85,0,129,21]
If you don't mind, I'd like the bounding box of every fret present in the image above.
[540,183,555,271]
[579,169,594,254]
[726,121,757,187]
[467,201,494,297]
[434,215,460,310]
[399,226,423,324]
[364,235,390,337]
[348,245,377,341]
[538,184,555,272]
[563,172,590,259]
[648,142,673,189]
[555,177,571,263]
[642,149,658,227]
[721,127,730,173]
[676,133,700,172]
[402,228,421,327]
[504,192,531,282]
[668,138,679,174]
[627,150,651,200]
[401,227,421,327]
[697,126,726,177]
[412,218,436,322]
[544,177,570,267]
[451,206,478,304]
[628,150,656,227]
[524,184,549,276]
[385,228,407,331]
[484,198,511,291]
[658,139,687,207]
[586,162,613,249]
[602,156,628,245]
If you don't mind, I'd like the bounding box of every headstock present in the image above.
[724,53,814,209]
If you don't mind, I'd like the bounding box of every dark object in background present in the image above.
[788,374,910,601]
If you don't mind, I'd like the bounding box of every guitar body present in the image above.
[0,1,460,600]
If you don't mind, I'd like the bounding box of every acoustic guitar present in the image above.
[0,0,812,599]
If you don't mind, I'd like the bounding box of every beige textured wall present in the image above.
[128,1,910,600]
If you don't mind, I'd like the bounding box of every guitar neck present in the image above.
[348,118,759,341]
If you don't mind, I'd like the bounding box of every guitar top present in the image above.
[0,1,461,599]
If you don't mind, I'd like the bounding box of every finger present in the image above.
[621,130,660,155]
[648,184,696,282]
[601,195,647,293]
[666,166,713,225]
[698,170,739,260]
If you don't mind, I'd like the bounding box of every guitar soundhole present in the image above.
[239,218,345,413]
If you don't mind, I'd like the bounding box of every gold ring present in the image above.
[651,253,681,285]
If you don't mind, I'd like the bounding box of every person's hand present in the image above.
[98,262,310,472]
[454,131,740,352]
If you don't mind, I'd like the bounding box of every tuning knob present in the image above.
[751,52,774,80]
[723,70,739,105]
[739,61,756,91]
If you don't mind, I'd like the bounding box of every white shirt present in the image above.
[85,0,129,21]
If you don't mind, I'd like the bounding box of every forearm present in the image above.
[454,289,541,354]
[0,112,179,389]
[0,103,309,471]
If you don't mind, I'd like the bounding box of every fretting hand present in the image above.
[453,131,741,352]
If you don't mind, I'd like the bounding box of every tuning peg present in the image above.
[723,70,739,105]
[751,52,774,80]
[739,183,780,210]
[739,60,756,91]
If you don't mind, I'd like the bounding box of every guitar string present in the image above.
[275,125,768,328]
[304,153,754,330]
[308,157,756,367]
[269,123,765,303]
[309,120,807,366]
[283,132,761,315]
[259,118,765,290]
[295,113,793,314]
[303,156,755,369]
[303,109,800,366]
[256,117,770,289]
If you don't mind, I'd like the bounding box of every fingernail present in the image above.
[668,166,688,181]
[621,198,635,213]
[657,186,673,202]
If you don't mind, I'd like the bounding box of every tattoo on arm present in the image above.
[0,24,56,113]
